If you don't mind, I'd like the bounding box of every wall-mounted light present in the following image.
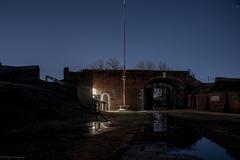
[92,88,97,95]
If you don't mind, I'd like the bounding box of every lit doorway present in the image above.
[100,93,110,111]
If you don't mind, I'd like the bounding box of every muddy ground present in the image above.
[1,110,240,160]
[70,110,240,160]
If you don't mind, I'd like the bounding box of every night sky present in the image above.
[0,0,240,82]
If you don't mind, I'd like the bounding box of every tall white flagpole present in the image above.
[122,0,127,108]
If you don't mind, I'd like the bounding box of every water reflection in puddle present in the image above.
[152,112,167,132]
[84,121,111,135]
[167,137,234,160]
[120,112,235,160]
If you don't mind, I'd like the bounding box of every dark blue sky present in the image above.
[0,0,240,81]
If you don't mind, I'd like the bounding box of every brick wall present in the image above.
[64,69,201,111]
[229,93,240,112]
[189,92,240,113]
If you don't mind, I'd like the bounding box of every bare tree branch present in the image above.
[135,60,170,70]
[158,61,170,70]
[88,59,106,70]
[146,61,155,70]
[135,60,146,70]
[106,58,121,70]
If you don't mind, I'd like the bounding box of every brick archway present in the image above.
[143,77,185,110]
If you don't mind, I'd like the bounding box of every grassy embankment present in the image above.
[0,81,97,159]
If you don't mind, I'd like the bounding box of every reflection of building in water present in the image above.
[144,114,201,148]
[153,113,167,132]
[87,121,110,135]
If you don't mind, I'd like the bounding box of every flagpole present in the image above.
[122,0,127,108]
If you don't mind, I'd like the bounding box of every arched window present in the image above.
[100,93,110,111]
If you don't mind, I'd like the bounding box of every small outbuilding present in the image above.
[188,77,240,112]
[0,63,40,82]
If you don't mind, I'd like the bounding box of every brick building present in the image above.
[188,77,240,112]
[64,68,201,111]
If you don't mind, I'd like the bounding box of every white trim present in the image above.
[100,93,111,111]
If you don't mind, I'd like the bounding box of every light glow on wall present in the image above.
[92,88,97,95]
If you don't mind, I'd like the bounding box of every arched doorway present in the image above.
[144,79,176,110]
[100,93,110,111]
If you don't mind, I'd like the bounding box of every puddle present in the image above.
[167,137,234,160]
[81,121,111,135]
[120,112,235,160]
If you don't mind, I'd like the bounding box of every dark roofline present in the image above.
[0,65,39,68]
[78,69,189,73]
[0,65,39,72]
[215,77,240,82]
